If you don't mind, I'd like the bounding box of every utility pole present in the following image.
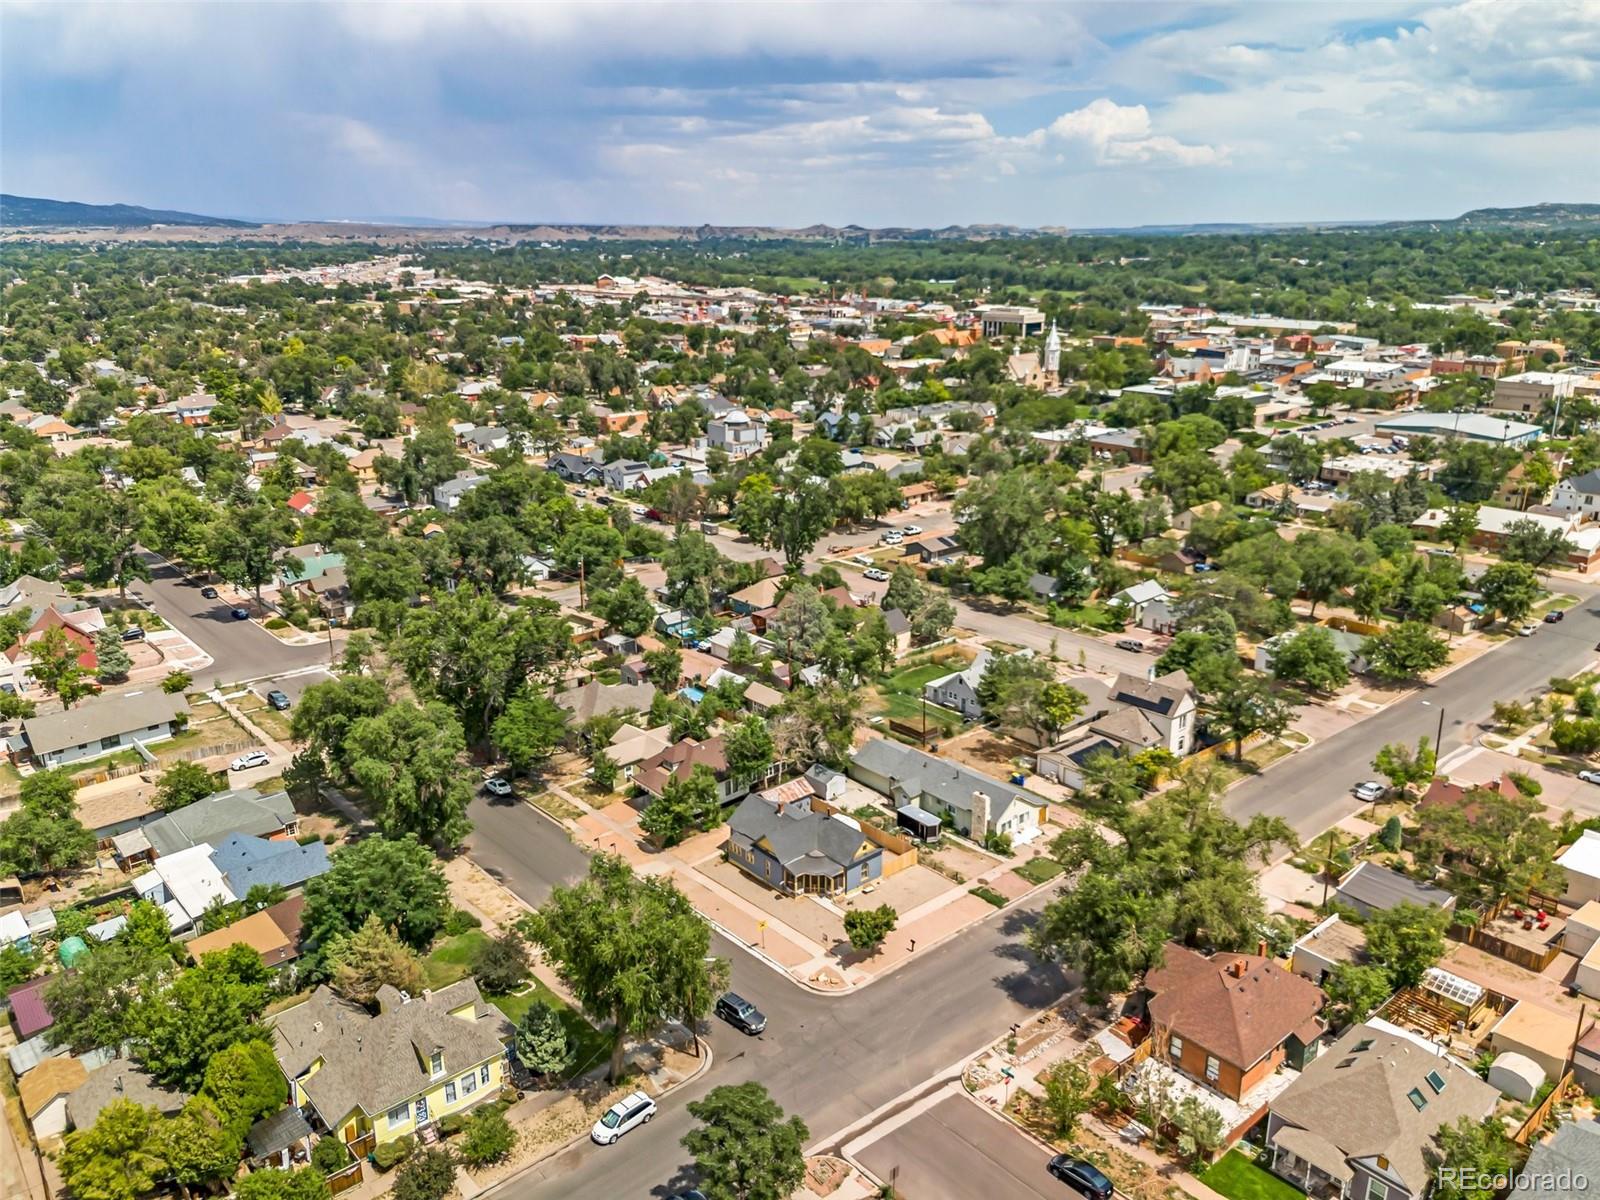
[1321,830,1336,909]
[578,559,586,609]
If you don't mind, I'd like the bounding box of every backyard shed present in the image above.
[1488,1051,1546,1103]
[1576,941,1600,1001]
[1489,1000,1592,1081]
[1559,830,1600,907]
[1566,900,1600,958]
[895,804,942,843]
[1420,967,1486,1024]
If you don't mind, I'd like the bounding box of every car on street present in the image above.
[1516,623,1538,636]
[1579,770,1600,785]
[1114,638,1145,652]
[200,586,219,599]
[1048,1155,1114,1200]
[1352,780,1386,802]
[714,992,767,1034]
[230,750,270,772]
[266,690,292,710]
[900,524,923,535]
[230,607,251,620]
[483,777,514,797]
[881,531,904,544]
[120,626,146,642]
[591,1091,655,1145]
[1545,610,1565,623]
[852,554,874,566]
[863,567,889,582]
[630,504,647,516]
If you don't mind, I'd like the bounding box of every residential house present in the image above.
[16,690,190,770]
[174,393,218,426]
[729,576,784,615]
[882,608,913,658]
[1088,429,1149,463]
[133,843,236,932]
[1559,830,1600,907]
[139,788,298,858]
[1110,579,1173,622]
[1551,469,1600,521]
[1107,670,1196,755]
[1290,916,1369,985]
[1333,861,1458,919]
[1255,628,1371,676]
[1173,501,1225,532]
[462,426,511,455]
[1508,1120,1600,1200]
[184,906,301,969]
[604,723,674,781]
[903,535,961,564]
[922,650,990,720]
[3,604,101,693]
[602,460,651,492]
[850,738,1046,844]
[431,473,486,512]
[725,781,883,897]
[1265,1023,1498,1200]
[554,679,657,722]
[705,410,767,460]
[20,1054,89,1141]
[1034,670,1196,787]
[1144,944,1326,1113]
[270,980,512,1149]
[67,1059,189,1132]
[1138,594,1179,635]
[634,734,778,803]
[547,452,603,483]
[210,833,330,895]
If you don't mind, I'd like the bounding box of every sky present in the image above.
[3,0,1597,230]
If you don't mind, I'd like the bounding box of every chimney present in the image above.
[1228,959,1248,979]
[1258,938,1269,959]
[969,791,992,843]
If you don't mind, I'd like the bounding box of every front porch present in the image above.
[1269,1128,1353,1200]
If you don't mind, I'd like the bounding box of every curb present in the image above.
[470,1033,715,1200]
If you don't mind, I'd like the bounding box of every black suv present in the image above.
[1049,1156,1113,1200]
[714,992,767,1035]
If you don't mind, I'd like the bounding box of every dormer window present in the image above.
[429,1051,444,1078]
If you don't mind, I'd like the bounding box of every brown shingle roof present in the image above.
[1146,943,1326,1069]
[19,1055,88,1119]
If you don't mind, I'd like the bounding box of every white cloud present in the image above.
[1044,99,1228,166]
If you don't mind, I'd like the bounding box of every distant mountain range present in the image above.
[1,194,256,229]
[4,193,1596,239]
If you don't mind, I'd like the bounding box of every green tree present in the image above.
[345,699,474,845]
[723,716,776,787]
[160,1096,246,1195]
[236,1167,332,1200]
[1293,533,1361,617]
[469,931,530,994]
[212,498,301,605]
[1076,750,1146,815]
[520,854,727,1081]
[1365,902,1451,988]
[0,799,96,876]
[300,835,451,961]
[94,629,133,683]
[1371,736,1437,800]
[1038,1058,1095,1137]
[1268,626,1351,693]
[155,760,216,812]
[458,1107,517,1167]
[1498,518,1575,571]
[843,904,897,954]
[1360,621,1450,681]
[591,575,657,637]
[44,940,164,1053]
[682,1082,809,1200]
[201,1039,286,1134]
[121,899,175,959]
[0,943,37,991]
[643,646,683,690]
[290,674,391,779]
[1322,962,1395,1028]
[513,1000,574,1079]
[639,764,719,847]
[1412,786,1563,903]
[1206,674,1299,761]
[58,1100,167,1200]
[27,623,96,707]
[132,943,271,1090]
[590,749,620,792]
[324,914,426,1005]
[1428,1117,1514,1200]
[491,691,569,778]
[1438,503,1480,554]
[392,1147,457,1200]
[1476,560,1541,625]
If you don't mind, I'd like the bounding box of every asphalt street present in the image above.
[1226,581,1600,839]
[130,550,335,683]
[462,791,1070,1200]
[856,1093,1064,1200]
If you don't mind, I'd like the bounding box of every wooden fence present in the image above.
[1448,895,1565,974]
[1514,1070,1573,1145]
[327,1161,364,1195]
[70,737,258,786]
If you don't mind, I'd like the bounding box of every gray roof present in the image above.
[22,691,190,758]
[67,1058,189,1130]
[851,738,1045,828]
[554,679,657,721]
[727,796,877,873]
[248,1106,312,1158]
[882,608,911,636]
[1335,861,1457,913]
[270,981,511,1125]
[210,834,329,894]
[1510,1121,1600,1200]
[1109,670,1192,718]
[1562,468,1600,497]
[1270,1023,1498,1196]
[143,788,295,858]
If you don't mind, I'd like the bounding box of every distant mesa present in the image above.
[1,193,256,229]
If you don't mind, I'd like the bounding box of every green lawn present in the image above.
[491,978,614,1080]
[880,659,963,696]
[1013,858,1064,885]
[1200,1151,1305,1200]
[424,930,492,988]
[875,657,970,727]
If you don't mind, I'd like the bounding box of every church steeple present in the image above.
[1043,320,1061,380]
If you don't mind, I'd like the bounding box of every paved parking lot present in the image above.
[855,1093,1060,1200]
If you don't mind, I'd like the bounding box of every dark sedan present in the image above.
[1049,1156,1114,1200]
[714,992,767,1035]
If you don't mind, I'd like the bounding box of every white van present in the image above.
[591,1091,656,1144]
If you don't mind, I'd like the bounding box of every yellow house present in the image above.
[270,979,512,1150]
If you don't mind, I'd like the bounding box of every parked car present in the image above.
[230,607,251,620]
[119,626,146,642]
[230,750,270,772]
[1352,780,1386,802]
[591,1091,655,1145]
[881,531,904,544]
[1192,562,1215,572]
[715,992,767,1034]
[483,777,514,797]
[1114,638,1145,652]
[200,586,219,599]
[852,554,874,567]
[1048,1156,1114,1200]
[901,524,924,536]
[666,1192,707,1200]
[1516,623,1538,637]
[266,690,292,711]
[1545,610,1566,623]
[863,568,889,582]
[1579,770,1600,786]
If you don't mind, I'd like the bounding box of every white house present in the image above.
[18,690,190,770]
[850,739,1046,844]
[1111,579,1174,622]
[1559,831,1600,907]
[1552,469,1600,520]
[923,650,992,720]
[132,843,235,933]
[705,410,767,460]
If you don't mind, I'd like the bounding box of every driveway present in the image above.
[855,1093,1063,1200]
[130,551,333,683]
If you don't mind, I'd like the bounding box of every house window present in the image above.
[1169,1035,1184,1061]
[429,1051,443,1077]
[1367,1181,1389,1200]
[1407,1087,1427,1111]
[387,1104,409,1129]
[461,1072,477,1096]
[480,1064,490,1085]
[100,734,121,749]
[1204,1055,1220,1082]
[444,1082,457,1103]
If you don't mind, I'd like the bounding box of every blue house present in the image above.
[725,785,882,897]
